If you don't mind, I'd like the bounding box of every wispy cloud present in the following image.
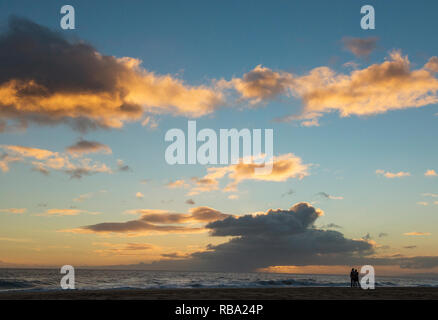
[61,206,230,236]
[316,192,344,200]
[66,139,112,155]
[376,169,411,179]
[342,36,378,58]
[0,144,112,179]
[0,208,26,214]
[166,179,189,189]
[38,208,101,217]
[404,232,431,236]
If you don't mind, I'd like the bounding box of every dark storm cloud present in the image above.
[207,202,323,237]
[0,17,128,93]
[143,203,374,272]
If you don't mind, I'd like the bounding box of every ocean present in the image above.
[1,269,438,292]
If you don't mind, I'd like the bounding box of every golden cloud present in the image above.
[404,232,431,236]
[0,144,112,178]
[0,208,27,214]
[61,206,230,236]
[189,153,309,195]
[376,169,411,179]
[0,18,223,132]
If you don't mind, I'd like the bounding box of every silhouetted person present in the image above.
[350,268,355,287]
[354,269,360,287]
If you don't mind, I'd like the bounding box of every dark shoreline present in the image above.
[1,287,438,300]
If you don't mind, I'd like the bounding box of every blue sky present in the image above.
[0,0,438,272]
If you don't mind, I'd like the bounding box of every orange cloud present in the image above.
[376,169,411,179]
[38,209,101,217]
[0,144,112,178]
[224,65,294,104]
[92,242,158,256]
[227,52,438,125]
[166,179,190,189]
[61,206,230,236]
[136,192,144,199]
[0,18,223,132]
[425,169,437,177]
[0,208,27,214]
[2,145,55,160]
[403,232,431,236]
[189,153,309,195]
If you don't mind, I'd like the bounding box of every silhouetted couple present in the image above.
[350,268,360,287]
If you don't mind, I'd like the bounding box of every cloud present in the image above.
[62,206,230,236]
[141,116,159,130]
[161,252,190,260]
[0,152,22,172]
[404,232,431,236]
[116,159,131,172]
[66,139,112,155]
[342,37,378,58]
[93,242,156,256]
[0,208,26,214]
[376,169,410,179]
[422,193,438,198]
[0,237,31,243]
[361,233,372,241]
[185,199,195,205]
[321,223,342,229]
[136,192,144,199]
[425,169,437,177]
[75,203,438,272]
[343,61,360,69]
[2,145,55,159]
[0,17,223,132]
[166,179,189,189]
[403,246,417,249]
[229,52,438,126]
[143,202,374,272]
[73,190,106,202]
[316,192,344,200]
[38,208,101,217]
[425,57,438,73]
[222,65,294,104]
[189,153,309,195]
[291,51,438,124]
[0,144,112,178]
[417,201,428,206]
[281,189,294,198]
[73,193,93,202]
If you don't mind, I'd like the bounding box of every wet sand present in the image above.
[1,287,438,300]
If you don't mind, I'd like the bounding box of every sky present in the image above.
[1,0,438,275]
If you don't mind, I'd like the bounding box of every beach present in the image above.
[1,287,438,300]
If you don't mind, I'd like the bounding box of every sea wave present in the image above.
[0,279,36,290]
